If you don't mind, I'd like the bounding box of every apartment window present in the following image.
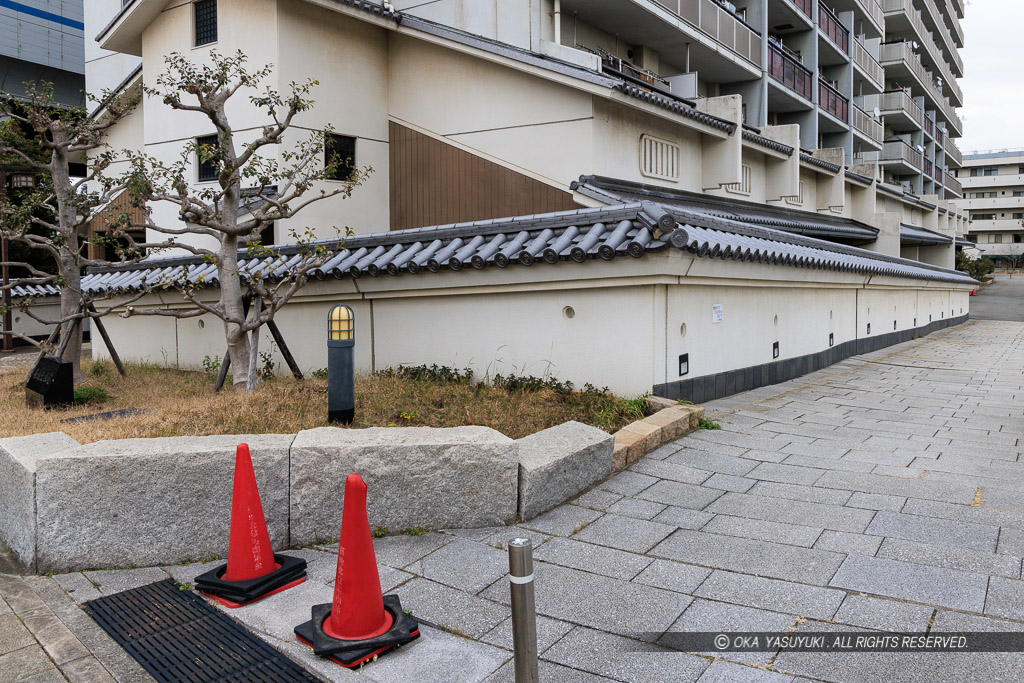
[324,134,356,181]
[989,234,1002,244]
[196,134,219,182]
[1015,234,1023,243]
[970,167,998,177]
[194,0,217,47]
[974,213,996,220]
[1014,191,1024,197]
[1014,213,1024,220]
[1019,165,1024,174]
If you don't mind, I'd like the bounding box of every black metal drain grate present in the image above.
[84,578,320,682]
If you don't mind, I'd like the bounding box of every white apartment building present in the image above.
[955,150,1024,267]
[75,0,973,400]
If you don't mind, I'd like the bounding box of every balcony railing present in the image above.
[881,0,962,107]
[851,39,884,91]
[923,116,934,138]
[874,89,923,126]
[878,41,962,135]
[920,0,964,75]
[790,0,813,19]
[852,104,883,145]
[858,0,886,33]
[923,158,933,178]
[768,41,813,100]
[945,138,962,166]
[933,163,942,182]
[882,139,923,169]
[945,172,962,197]
[818,2,849,53]
[936,126,944,146]
[653,0,763,67]
[819,78,849,122]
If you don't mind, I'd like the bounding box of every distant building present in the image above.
[0,0,85,105]
[955,151,1024,266]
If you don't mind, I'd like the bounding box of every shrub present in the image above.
[88,360,111,378]
[956,251,995,282]
[697,418,721,430]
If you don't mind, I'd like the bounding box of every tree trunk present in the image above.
[57,247,84,382]
[218,234,252,390]
[50,133,85,383]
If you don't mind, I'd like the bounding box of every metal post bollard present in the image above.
[508,538,539,683]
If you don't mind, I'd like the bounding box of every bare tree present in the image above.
[122,51,366,390]
[0,84,174,382]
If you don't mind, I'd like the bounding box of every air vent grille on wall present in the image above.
[639,135,680,182]
[725,164,753,195]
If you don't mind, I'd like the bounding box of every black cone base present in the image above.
[195,554,307,606]
[294,594,419,668]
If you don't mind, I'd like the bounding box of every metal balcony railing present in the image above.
[933,162,942,181]
[852,104,883,145]
[881,0,962,106]
[859,0,886,33]
[653,0,764,68]
[790,0,813,19]
[936,126,944,146]
[875,89,923,126]
[921,0,964,74]
[946,138,962,166]
[819,78,849,122]
[852,39,884,91]
[878,41,962,135]
[923,116,934,138]
[924,158,933,178]
[882,139,923,169]
[768,41,812,101]
[945,172,962,197]
[818,2,849,53]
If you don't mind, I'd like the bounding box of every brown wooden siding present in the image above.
[389,121,580,231]
[87,190,148,260]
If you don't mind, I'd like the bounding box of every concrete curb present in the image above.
[610,398,705,472]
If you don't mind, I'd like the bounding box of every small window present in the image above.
[784,181,804,206]
[1014,213,1024,220]
[196,134,219,182]
[194,0,217,47]
[725,164,752,196]
[1014,234,1023,243]
[1014,191,1024,197]
[990,234,1003,244]
[325,134,356,181]
[260,222,274,246]
[639,134,680,182]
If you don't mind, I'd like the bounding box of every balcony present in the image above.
[860,89,922,131]
[851,38,884,92]
[945,138,962,167]
[818,2,849,54]
[944,172,962,197]
[852,104,884,147]
[789,0,813,19]
[881,0,962,106]
[923,116,934,139]
[923,158,933,178]
[819,78,849,123]
[935,126,944,146]
[830,0,885,38]
[881,138,923,173]
[643,0,764,68]
[878,41,962,136]
[768,41,813,102]
[919,0,964,75]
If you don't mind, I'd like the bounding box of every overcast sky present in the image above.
[958,0,1024,152]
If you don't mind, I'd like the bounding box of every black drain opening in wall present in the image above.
[84,578,320,683]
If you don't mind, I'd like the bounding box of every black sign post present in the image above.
[26,356,74,408]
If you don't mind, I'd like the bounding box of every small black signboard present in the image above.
[26,356,74,409]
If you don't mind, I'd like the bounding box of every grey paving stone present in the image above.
[666,598,797,666]
[543,626,710,683]
[746,463,826,488]
[600,471,659,497]
[18,667,68,683]
[480,614,575,653]
[650,529,845,586]
[877,537,1022,579]
[651,506,715,530]
[645,443,684,460]
[48,574,99,606]
[782,454,874,473]
[833,594,934,632]
[745,481,853,506]
[0,644,56,683]
[483,528,552,552]
[844,450,922,468]
[632,560,711,595]
[358,624,509,683]
[572,488,622,512]
[81,568,169,597]
[371,532,455,569]
[866,511,999,552]
[162,559,222,586]
[606,497,668,521]
[21,612,88,666]
[984,577,1024,621]
[517,504,602,537]
[689,430,792,452]
[58,655,115,682]
[399,578,508,639]
[667,448,757,476]
[828,554,989,612]
[479,562,692,638]
[734,448,790,463]
[781,441,850,459]
[707,492,874,533]
[902,497,1024,531]
[637,480,724,510]
[409,538,509,594]
[442,526,508,542]
[812,530,884,556]
[571,514,677,554]
[277,548,337,586]
[485,659,609,683]
[814,470,977,505]
[629,459,712,485]
[0,614,34,657]
[697,660,794,683]
[213,579,333,645]
[703,473,756,493]
[694,571,844,620]
[997,528,1024,558]
[702,515,823,548]
[534,537,653,581]
[846,492,907,511]
[976,487,1024,510]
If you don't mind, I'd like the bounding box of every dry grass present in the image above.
[0,359,649,443]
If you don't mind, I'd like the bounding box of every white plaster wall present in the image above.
[85,0,143,97]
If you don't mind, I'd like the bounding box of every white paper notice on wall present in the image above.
[712,304,724,324]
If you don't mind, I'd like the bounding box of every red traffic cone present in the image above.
[971,289,976,296]
[195,444,307,607]
[294,473,419,667]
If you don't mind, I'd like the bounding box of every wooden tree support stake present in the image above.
[86,302,126,376]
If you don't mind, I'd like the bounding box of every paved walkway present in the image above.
[5,320,1024,682]
[971,274,1024,321]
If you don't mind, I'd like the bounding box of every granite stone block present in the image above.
[517,421,613,520]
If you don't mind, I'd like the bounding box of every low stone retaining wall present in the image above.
[0,422,616,573]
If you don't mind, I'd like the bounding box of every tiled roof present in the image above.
[901,225,954,246]
[741,129,794,156]
[8,284,60,298]
[74,197,974,297]
[800,151,841,174]
[573,176,878,244]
